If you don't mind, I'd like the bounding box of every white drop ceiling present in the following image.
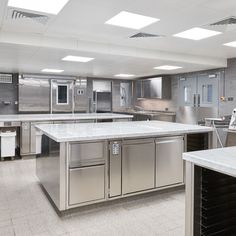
[0,0,236,78]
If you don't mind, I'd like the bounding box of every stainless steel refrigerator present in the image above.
[177,71,222,124]
[92,80,112,113]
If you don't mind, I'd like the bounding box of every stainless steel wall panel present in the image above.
[0,73,18,114]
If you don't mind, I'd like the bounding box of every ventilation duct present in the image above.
[0,74,12,84]
[129,32,164,38]
[205,16,236,32]
[8,8,49,25]
[210,16,236,26]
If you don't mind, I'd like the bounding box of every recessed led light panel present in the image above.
[154,65,182,70]
[8,0,70,15]
[62,55,94,62]
[115,74,135,78]
[41,69,64,73]
[105,11,159,30]
[174,27,222,40]
[224,41,236,48]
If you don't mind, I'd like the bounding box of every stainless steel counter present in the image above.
[0,113,133,124]
[114,109,176,122]
[0,113,133,158]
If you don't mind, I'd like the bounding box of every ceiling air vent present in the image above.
[0,74,12,84]
[210,16,236,26]
[129,32,164,38]
[9,9,49,25]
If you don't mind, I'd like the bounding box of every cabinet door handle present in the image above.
[198,94,200,107]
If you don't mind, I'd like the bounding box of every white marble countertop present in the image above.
[183,147,236,177]
[36,120,213,142]
[0,113,133,123]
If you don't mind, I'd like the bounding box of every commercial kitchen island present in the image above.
[184,147,236,236]
[35,121,213,211]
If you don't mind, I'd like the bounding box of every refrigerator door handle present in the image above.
[193,94,196,107]
[197,94,200,107]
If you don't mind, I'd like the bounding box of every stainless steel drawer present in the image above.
[69,141,105,168]
[69,165,105,205]
[155,136,184,188]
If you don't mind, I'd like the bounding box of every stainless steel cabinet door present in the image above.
[155,136,184,188]
[74,79,88,112]
[179,76,197,107]
[69,165,105,205]
[197,73,219,108]
[122,139,155,194]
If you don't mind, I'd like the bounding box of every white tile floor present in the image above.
[0,159,185,236]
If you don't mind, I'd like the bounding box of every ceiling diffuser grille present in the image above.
[9,9,49,25]
[0,74,12,84]
[210,16,236,26]
[130,32,164,38]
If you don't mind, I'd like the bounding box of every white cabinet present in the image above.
[0,131,16,158]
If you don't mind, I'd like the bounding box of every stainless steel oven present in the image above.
[51,79,74,113]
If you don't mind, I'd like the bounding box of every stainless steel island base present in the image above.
[35,121,213,211]
[36,133,211,211]
[37,135,185,211]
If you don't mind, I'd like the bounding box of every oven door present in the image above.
[51,79,74,113]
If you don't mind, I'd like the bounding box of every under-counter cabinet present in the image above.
[122,139,155,194]
[155,136,184,187]
[69,165,105,205]
[68,141,107,205]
